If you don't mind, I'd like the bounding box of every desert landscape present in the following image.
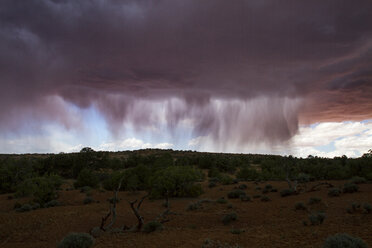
[1,150,371,247]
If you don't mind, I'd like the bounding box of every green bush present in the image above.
[350,176,367,184]
[295,202,307,210]
[16,204,33,212]
[343,183,359,193]
[142,221,163,233]
[44,200,61,208]
[362,203,371,214]
[202,239,241,248]
[227,189,246,199]
[238,184,247,190]
[58,232,95,248]
[309,212,326,225]
[222,212,238,225]
[149,166,204,199]
[236,166,259,181]
[216,197,228,204]
[240,195,251,202]
[280,188,295,197]
[83,197,94,205]
[74,169,99,189]
[230,228,245,234]
[261,196,270,202]
[15,175,61,205]
[328,188,341,197]
[308,197,322,205]
[322,233,367,248]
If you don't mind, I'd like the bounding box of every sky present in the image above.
[0,0,372,157]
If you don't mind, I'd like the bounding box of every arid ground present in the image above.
[0,180,371,248]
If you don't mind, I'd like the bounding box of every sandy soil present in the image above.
[0,181,371,248]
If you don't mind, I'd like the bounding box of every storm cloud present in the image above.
[1,0,372,146]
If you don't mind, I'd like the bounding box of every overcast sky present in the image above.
[1,0,372,157]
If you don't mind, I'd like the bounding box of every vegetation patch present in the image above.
[222,212,238,225]
[58,232,95,248]
[322,233,367,248]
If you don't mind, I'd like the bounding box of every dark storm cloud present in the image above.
[1,0,372,143]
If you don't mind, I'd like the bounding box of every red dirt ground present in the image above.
[0,181,371,248]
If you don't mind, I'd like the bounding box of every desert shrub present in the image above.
[44,200,60,208]
[230,228,245,234]
[295,202,307,210]
[208,167,221,178]
[222,212,238,225]
[255,186,262,191]
[13,202,22,209]
[149,166,204,199]
[328,188,341,197]
[308,197,322,205]
[261,195,270,202]
[322,233,367,248]
[271,188,278,192]
[253,194,261,199]
[264,184,273,190]
[202,239,241,248]
[227,189,246,199]
[362,203,371,214]
[297,173,311,183]
[187,199,213,211]
[343,183,359,193]
[350,176,367,185]
[309,212,326,225]
[280,188,295,197]
[16,203,33,212]
[262,188,270,194]
[80,186,91,193]
[15,176,60,205]
[208,182,217,188]
[219,174,234,185]
[58,232,95,248]
[216,198,228,204]
[227,203,233,209]
[83,197,94,205]
[236,166,259,181]
[32,203,41,209]
[142,221,163,233]
[240,195,251,202]
[238,184,247,190]
[74,169,99,189]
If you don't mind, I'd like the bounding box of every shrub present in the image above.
[208,182,217,188]
[343,183,359,193]
[219,174,234,185]
[227,203,233,209]
[227,189,246,199]
[44,200,61,208]
[322,233,367,248]
[295,202,307,211]
[80,186,91,193]
[328,188,341,197]
[142,221,163,233]
[240,195,251,202]
[58,232,95,248]
[13,202,22,209]
[238,184,247,190]
[149,166,204,199]
[202,239,241,248]
[271,188,278,192]
[16,204,33,212]
[187,199,213,211]
[230,228,245,234]
[74,169,99,189]
[222,212,238,225]
[216,198,228,204]
[253,194,261,199]
[261,196,270,202]
[309,212,326,225]
[350,176,367,185]
[280,188,295,197]
[236,166,259,181]
[32,203,41,209]
[15,176,60,205]
[362,203,371,214]
[308,197,322,205]
[264,184,273,190]
[83,197,94,205]
[297,173,311,183]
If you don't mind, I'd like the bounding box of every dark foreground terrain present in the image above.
[1,180,371,248]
